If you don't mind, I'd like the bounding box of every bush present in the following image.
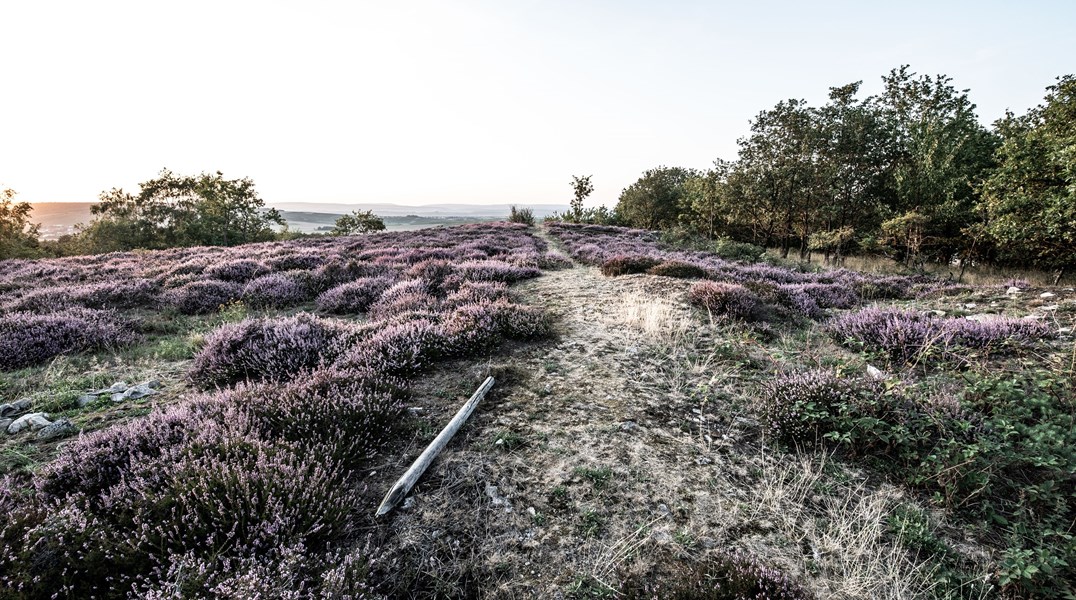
[189,313,353,387]
[0,308,139,371]
[444,281,510,307]
[164,280,244,315]
[336,319,444,376]
[366,279,440,321]
[205,259,269,283]
[687,281,760,320]
[646,260,709,279]
[508,206,535,226]
[712,238,766,262]
[440,300,550,356]
[599,255,660,276]
[315,276,395,314]
[241,273,310,309]
[759,369,866,444]
[454,260,541,283]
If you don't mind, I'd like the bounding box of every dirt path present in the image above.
[372,243,923,599]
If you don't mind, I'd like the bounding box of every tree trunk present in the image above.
[1054,267,1065,286]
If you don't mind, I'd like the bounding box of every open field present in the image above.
[1,222,1073,599]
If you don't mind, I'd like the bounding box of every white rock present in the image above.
[7,412,51,434]
[36,418,76,441]
[866,365,885,380]
[963,303,977,309]
[1040,305,1059,311]
[1040,292,1056,298]
[1006,286,1022,295]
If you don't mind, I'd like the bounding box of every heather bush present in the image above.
[242,272,311,309]
[163,279,244,315]
[315,276,395,314]
[406,259,457,295]
[367,280,440,321]
[828,308,1055,365]
[759,369,867,444]
[600,255,660,276]
[646,260,709,279]
[454,260,541,283]
[0,308,139,371]
[440,300,550,356]
[444,281,510,307]
[687,281,760,320]
[336,319,445,376]
[205,259,269,283]
[189,313,353,387]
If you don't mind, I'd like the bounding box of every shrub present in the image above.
[687,281,760,320]
[440,300,550,356]
[366,280,439,321]
[759,369,865,444]
[646,260,709,279]
[0,308,139,371]
[444,281,509,307]
[712,238,766,262]
[241,273,310,309]
[311,259,390,292]
[189,313,353,387]
[454,260,541,283]
[315,276,395,314]
[508,205,535,226]
[205,259,269,283]
[164,280,244,315]
[599,255,660,276]
[336,319,444,376]
[406,259,457,295]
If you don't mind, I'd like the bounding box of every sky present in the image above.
[1,0,1074,209]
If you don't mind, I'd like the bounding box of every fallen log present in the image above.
[376,375,496,517]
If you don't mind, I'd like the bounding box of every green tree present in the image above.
[981,75,1076,281]
[680,159,734,239]
[615,166,696,230]
[79,169,284,252]
[0,188,44,259]
[570,175,594,221]
[332,210,386,235]
[873,66,999,262]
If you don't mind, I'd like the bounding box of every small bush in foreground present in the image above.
[241,272,310,309]
[688,281,760,320]
[622,550,811,599]
[315,276,395,314]
[647,260,709,279]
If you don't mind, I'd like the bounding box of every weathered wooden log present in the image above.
[376,376,495,517]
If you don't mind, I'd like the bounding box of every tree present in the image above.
[615,166,696,230]
[79,169,284,252]
[0,188,44,259]
[570,175,594,221]
[681,159,734,239]
[332,210,386,235]
[981,75,1076,281]
[873,66,999,262]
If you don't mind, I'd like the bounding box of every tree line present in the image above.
[566,67,1075,281]
[0,170,386,258]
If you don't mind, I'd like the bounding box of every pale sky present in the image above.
[1,0,1073,208]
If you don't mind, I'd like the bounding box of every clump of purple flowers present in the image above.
[0,309,139,371]
[759,369,863,443]
[241,272,311,309]
[315,276,396,314]
[828,308,1055,365]
[164,280,244,315]
[205,259,269,283]
[688,281,760,320]
[189,313,353,387]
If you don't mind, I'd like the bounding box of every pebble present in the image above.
[0,418,11,432]
[7,412,51,435]
[1040,292,1056,299]
[866,364,885,380]
[1006,286,1022,295]
[36,418,76,441]
[0,398,32,419]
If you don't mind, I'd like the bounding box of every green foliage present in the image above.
[508,205,535,226]
[980,75,1076,276]
[0,188,44,259]
[614,166,696,230]
[331,210,386,236]
[77,169,284,252]
[570,174,594,221]
[763,369,1076,597]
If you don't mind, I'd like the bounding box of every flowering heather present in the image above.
[315,276,396,314]
[241,272,312,309]
[828,308,1055,364]
[444,281,510,307]
[189,313,353,387]
[600,255,661,276]
[760,369,863,443]
[646,260,710,279]
[453,260,542,283]
[406,259,458,294]
[336,318,445,376]
[0,308,139,371]
[163,279,244,315]
[366,280,440,321]
[688,281,760,320]
[440,300,550,356]
[311,258,393,293]
[546,221,931,315]
[204,259,270,283]
[6,279,161,313]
